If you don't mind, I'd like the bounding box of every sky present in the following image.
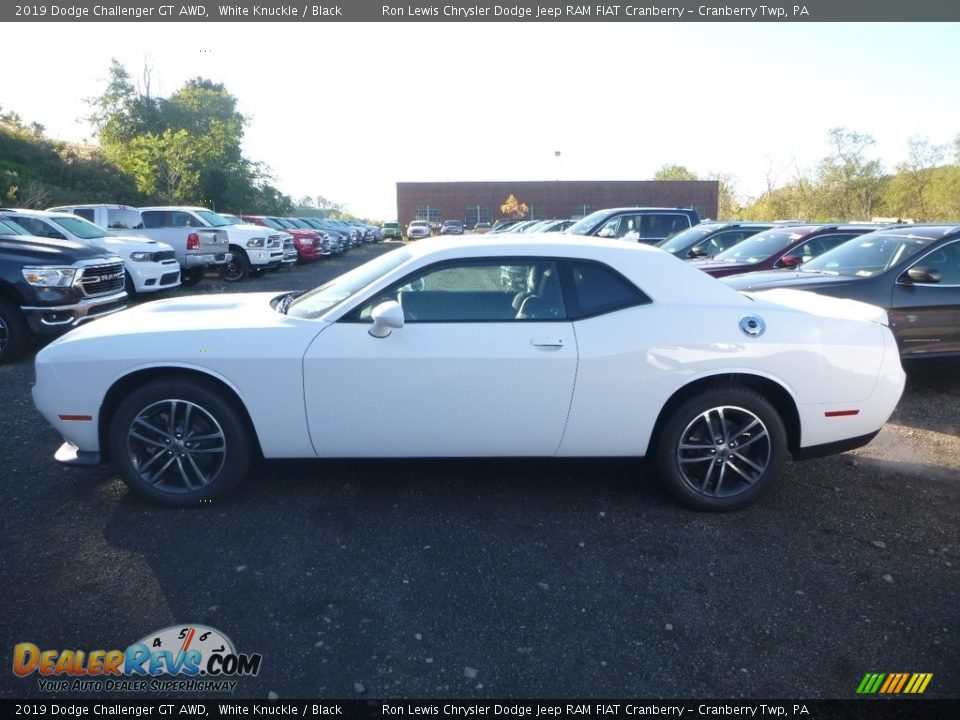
[3,22,958,220]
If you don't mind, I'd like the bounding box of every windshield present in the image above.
[801,232,933,277]
[657,225,721,253]
[714,230,799,264]
[195,210,231,227]
[287,247,412,320]
[289,219,311,229]
[567,210,612,235]
[257,217,283,230]
[50,216,108,239]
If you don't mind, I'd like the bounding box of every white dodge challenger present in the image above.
[32,236,905,511]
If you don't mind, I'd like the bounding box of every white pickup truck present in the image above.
[50,204,230,286]
[140,206,285,282]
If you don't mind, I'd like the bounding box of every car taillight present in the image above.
[187,232,200,250]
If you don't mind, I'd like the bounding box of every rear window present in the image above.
[107,208,144,230]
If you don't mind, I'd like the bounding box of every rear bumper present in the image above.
[792,430,881,461]
[184,252,231,268]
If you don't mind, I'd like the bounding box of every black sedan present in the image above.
[721,224,960,359]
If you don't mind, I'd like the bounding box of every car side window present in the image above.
[73,209,95,222]
[564,261,651,319]
[141,211,166,229]
[347,259,566,323]
[912,240,960,285]
[170,212,195,228]
[10,216,64,239]
[696,231,749,258]
[797,234,857,263]
[642,214,689,241]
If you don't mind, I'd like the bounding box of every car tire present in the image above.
[655,386,788,512]
[108,378,252,506]
[180,268,204,286]
[0,298,29,365]
[223,249,250,282]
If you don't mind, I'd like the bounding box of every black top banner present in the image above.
[4,0,960,22]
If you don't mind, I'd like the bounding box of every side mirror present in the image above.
[689,245,709,258]
[903,267,941,284]
[369,300,404,338]
[778,254,802,268]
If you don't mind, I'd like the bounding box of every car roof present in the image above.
[863,224,960,239]
[0,208,73,220]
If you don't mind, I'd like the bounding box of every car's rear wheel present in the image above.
[655,387,787,511]
[0,298,29,365]
[108,378,252,506]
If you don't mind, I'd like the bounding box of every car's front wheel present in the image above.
[180,268,204,286]
[655,386,787,511]
[222,249,250,282]
[108,378,252,506]
[0,298,29,365]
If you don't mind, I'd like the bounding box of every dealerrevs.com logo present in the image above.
[13,625,262,693]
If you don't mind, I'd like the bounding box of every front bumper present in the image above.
[247,249,285,267]
[21,290,128,336]
[129,260,181,292]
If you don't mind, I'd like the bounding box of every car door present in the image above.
[890,239,960,356]
[302,258,578,457]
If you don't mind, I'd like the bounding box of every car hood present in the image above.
[722,269,859,291]
[47,293,306,348]
[748,288,888,327]
[98,235,174,253]
[689,259,752,274]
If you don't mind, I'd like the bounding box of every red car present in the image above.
[239,215,325,261]
[688,224,886,278]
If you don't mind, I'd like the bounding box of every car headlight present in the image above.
[246,237,266,248]
[129,251,156,262]
[22,267,78,287]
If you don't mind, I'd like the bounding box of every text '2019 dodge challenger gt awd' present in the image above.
[33,236,905,511]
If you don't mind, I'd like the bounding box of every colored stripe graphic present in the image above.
[857,673,932,694]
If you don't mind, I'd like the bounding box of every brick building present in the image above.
[396,180,718,228]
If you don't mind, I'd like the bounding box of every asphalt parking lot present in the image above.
[1,241,957,700]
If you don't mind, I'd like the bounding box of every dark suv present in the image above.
[0,217,127,364]
[566,207,701,244]
[658,221,797,260]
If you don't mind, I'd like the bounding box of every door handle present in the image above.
[531,337,565,348]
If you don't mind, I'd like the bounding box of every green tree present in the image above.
[815,128,884,220]
[86,60,289,212]
[653,164,699,181]
[883,137,945,221]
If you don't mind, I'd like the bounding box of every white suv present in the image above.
[406,220,431,240]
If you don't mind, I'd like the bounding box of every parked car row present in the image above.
[0,203,384,364]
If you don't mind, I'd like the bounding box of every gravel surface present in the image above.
[1,241,957,700]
